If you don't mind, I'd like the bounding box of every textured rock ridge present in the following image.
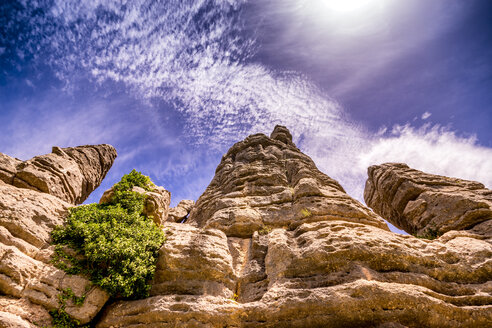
[0,144,117,326]
[3,144,117,204]
[186,125,388,237]
[364,163,492,240]
[98,127,491,327]
[2,133,491,327]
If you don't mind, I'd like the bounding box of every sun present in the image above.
[322,0,376,13]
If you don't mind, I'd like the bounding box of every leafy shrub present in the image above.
[51,170,165,299]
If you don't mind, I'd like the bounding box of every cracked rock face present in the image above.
[364,163,492,240]
[167,199,195,223]
[97,127,492,327]
[0,144,116,326]
[8,145,117,205]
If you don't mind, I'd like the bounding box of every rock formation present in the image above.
[4,145,117,204]
[1,129,491,327]
[97,126,491,327]
[365,163,492,241]
[0,145,115,327]
[186,125,388,236]
[167,200,195,223]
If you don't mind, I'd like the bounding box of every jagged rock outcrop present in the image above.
[0,153,21,185]
[99,185,171,226]
[0,144,116,327]
[97,126,492,327]
[6,145,117,204]
[2,131,491,327]
[364,163,492,240]
[186,125,388,237]
[167,200,195,222]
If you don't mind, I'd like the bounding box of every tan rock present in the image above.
[0,153,21,185]
[150,223,235,298]
[187,125,388,237]
[0,311,34,328]
[167,199,195,222]
[364,163,492,239]
[97,127,491,327]
[98,220,492,327]
[0,146,115,325]
[0,182,68,255]
[11,144,117,204]
[0,297,52,327]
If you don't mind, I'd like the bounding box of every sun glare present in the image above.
[322,0,376,13]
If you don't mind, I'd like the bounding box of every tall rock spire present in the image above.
[187,126,388,237]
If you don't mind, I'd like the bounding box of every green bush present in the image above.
[51,170,165,300]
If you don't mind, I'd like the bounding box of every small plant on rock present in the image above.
[258,225,272,235]
[301,208,312,218]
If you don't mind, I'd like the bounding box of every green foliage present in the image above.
[414,226,440,240]
[59,288,86,307]
[49,309,83,328]
[51,170,165,300]
[48,288,87,328]
[112,169,155,193]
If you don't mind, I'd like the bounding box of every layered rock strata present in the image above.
[8,145,117,204]
[97,127,492,327]
[364,163,492,240]
[0,144,115,327]
[1,131,491,327]
[186,125,388,236]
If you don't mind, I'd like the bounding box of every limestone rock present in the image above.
[187,125,388,237]
[150,223,235,298]
[0,153,21,185]
[0,146,114,325]
[0,297,51,328]
[167,199,195,222]
[364,163,492,239]
[10,144,117,204]
[99,185,171,226]
[98,127,491,327]
[98,220,492,327]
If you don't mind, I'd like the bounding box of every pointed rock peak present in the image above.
[10,144,117,204]
[188,125,388,237]
[270,125,294,146]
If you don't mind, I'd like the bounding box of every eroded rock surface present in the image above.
[0,144,116,325]
[2,132,491,327]
[97,127,492,327]
[187,125,388,237]
[5,145,117,204]
[364,163,492,239]
[167,200,195,222]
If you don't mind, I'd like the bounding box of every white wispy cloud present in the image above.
[421,111,432,120]
[7,0,492,208]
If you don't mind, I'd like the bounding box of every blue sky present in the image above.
[1,0,492,233]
